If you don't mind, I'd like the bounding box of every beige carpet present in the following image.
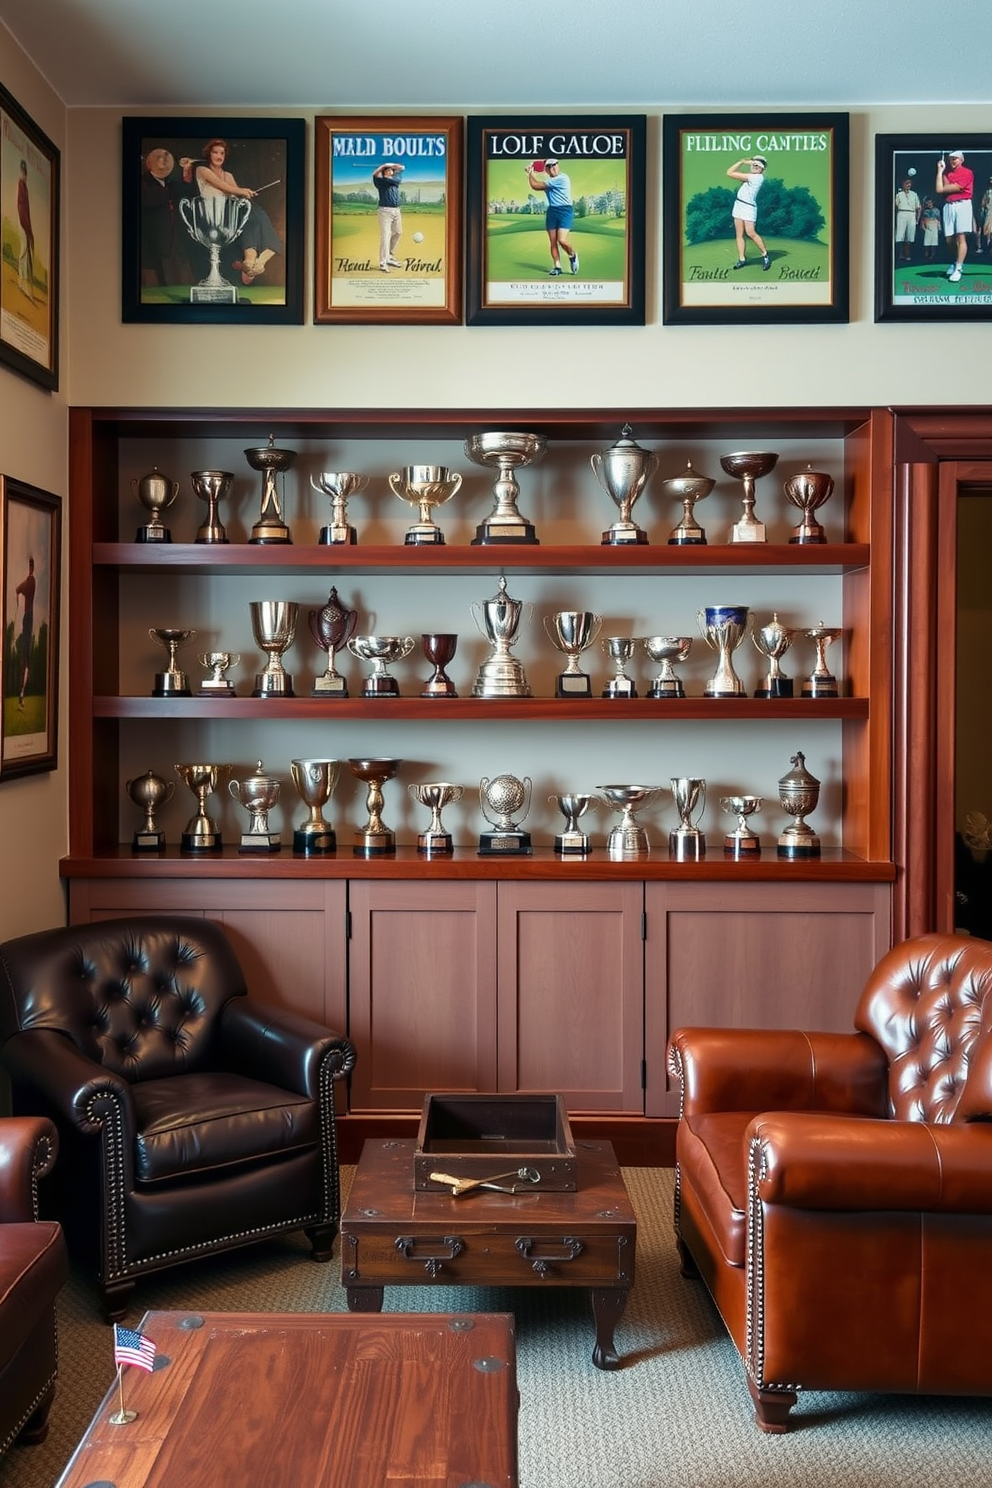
[3,1166,990,1488]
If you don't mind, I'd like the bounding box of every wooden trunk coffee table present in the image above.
[341,1137,636,1370]
[54,1310,518,1488]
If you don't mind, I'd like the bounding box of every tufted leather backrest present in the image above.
[855,932,992,1123]
[0,916,247,1083]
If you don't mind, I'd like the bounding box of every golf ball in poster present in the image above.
[413,232,424,243]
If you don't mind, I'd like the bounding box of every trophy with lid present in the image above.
[590,425,657,545]
[309,587,358,697]
[229,761,282,852]
[777,751,821,859]
[752,614,796,699]
[389,465,462,546]
[126,769,174,851]
[150,627,195,697]
[471,575,532,698]
[245,433,295,544]
[662,461,715,546]
[311,471,367,546]
[132,467,180,543]
[465,432,545,545]
[478,774,532,855]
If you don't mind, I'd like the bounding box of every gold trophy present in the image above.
[785,464,835,545]
[150,628,195,697]
[132,467,179,543]
[175,763,232,852]
[197,651,240,696]
[250,600,298,697]
[290,758,340,855]
[246,434,295,544]
[350,758,402,856]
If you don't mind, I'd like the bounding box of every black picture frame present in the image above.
[466,115,646,326]
[662,112,850,326]
[874,134,992,323]
[0,81,59,390]
[1,475,61,780]
[121,116,305,325]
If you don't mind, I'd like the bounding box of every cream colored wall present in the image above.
[0,32,68,940]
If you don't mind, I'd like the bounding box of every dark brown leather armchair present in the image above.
[0,1116,68,1459]
[0,915,356,1320]
[668,932,992,1432]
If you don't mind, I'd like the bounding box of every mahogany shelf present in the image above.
[93,695,870,721]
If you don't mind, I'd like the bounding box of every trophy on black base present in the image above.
[150,628,195,697]
[132,467,179,543]
[291,758,339,855]
[198,651,239,696]
[663,462,714,545]
[478,774,532,855]
[752,614,796,699]
[311,471,366,545]
[550,793,599,855]
[777,752,821,859]
[251,601,298,697]
[545,611,601,698]
[465,432,544,545]
[785,465,834,544]
[410,782,463,855]
[309,588,358,697]
[176,763,231,852]
[350,758,402,856]
[126,770,174,851]
[698,606,751,698]
[389,466,462,546]
[591,425,657,545]
[347,635,415,697]
[643,636,692,698]
[802,623,843,698]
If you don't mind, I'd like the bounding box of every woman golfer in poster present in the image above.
[727,155,771,271]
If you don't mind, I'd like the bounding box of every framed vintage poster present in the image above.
[466,115,646,326]
[314,115,462,325]
[662,113,850,326]
[875,134,992,323]
[121,117,305,325]
[1,475,61,779]
[0,82,59,390]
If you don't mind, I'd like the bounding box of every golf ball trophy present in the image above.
[662,461,715,546]
[290,758,339,855]
[192,469,232,544]
[126,769,174,851]
[150,627,195,697]
[777,751,821,859]
[478,774,532,855]
[721,450,778,544]
[785,464,835,545]
[308,587,358,697]
[349,757,402,857]
[669,777,707,861]
[311,471,366,546]
[132,467,180,543]
[465,431,545,545]
[389,465,462,546]
[598,784,658,860]
[409,782,463,856]
[549,793,599,856]
[590,424,657,546]
[471,575,532,698]
[698,605,751,698]
[643,636,692,699]
[752,614,796,699]
[229,761,282,853]
[545,610,602,698]
[802,623,843,698]
[245,433,295,545]
[601,636,639,699]
[720,795,763,859]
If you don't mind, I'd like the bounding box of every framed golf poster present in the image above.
[466,115,646,326]
[0,81,59,390]
[662,113,850,326]
[874,134,992,323]
[314,115,463,325]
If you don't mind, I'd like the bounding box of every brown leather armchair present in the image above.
[0,1116,68,1459]
[668,932,992,1432]
[0,915,356,1321]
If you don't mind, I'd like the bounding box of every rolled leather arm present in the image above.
[1,1027,135,1133]
[750,1110,992,1212]
[220,998,357,1099]
[668,1026,888,1120]
[0,1114,58,1221]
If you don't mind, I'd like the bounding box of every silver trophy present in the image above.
[598,784,658,859]
[721,451,778,544]
[175,762,231,852]
[643,636,692,699]
[802,623,843,698]
[246,434,295,545]
[290,757,340,855]
[479,774,532,855]
[471,575,532,698]
[549,793,599,855]
[309,587,358,697]
[132,467,180,544]
[590,425,657,546]
[191,469,232,544]
[785,464,835,545]
[180,193,252,304]
[669,776,707,861]
[347,635,415,697]
[465,431,545,545]
[545,611,602,698]
[720,794,763,859]
[349,757,402,857]
[311,471,367,546]
[752,614,796,699]
[389,465,462,546]
[601,636,639,699]
[150,627,195,697]
[662,461,715,546]
[250,600,298,697]
[126,769,174,851]
[409,782,463,855]
[697,605,751,698]
[229,761,282,852]
[198,651,240,696]
[777,751,821,859]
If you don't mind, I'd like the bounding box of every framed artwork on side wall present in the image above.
[1,475,61,780]
[121,117,305,324]
[662,112,850,326]
[0,82,59,390]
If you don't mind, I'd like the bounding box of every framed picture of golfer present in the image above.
[662,113,849,326]
[466,115,646,326]
[1,475,61,780]
[0,82,59,391]
[874,134,992,323]
[121,117,305,325]
[314,115,462,325]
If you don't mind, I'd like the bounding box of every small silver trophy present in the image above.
[421,634,459,698]
[180,194,252,304]
[410,782,463,855]
[126,769,174,851]
[309,587,358,697]
[471,575,532,698]
[601,636,639,699]
[229,761,282,852]
[720,795,763,859]
[198,651,240,696]
[598,784,658,859]
[662,462,715,546]
[311,471,367,546]
[350,757,402,857]
[802,623,843,698]
[389,465,462,546]
[290,757,339,855]
[785,464,835,545]
[191,469,232,544]
[669,777,707,861]
[150,627,195,697]
[250,600,298,697]
[465,431,545,545]
[549,793,599,855]
[175,762,231,852]
[643,636,692,699]
[479,774,532,855]
[132,467,180,543]
[721,451,778,544]
[697,606,751,698]
[777,751,821,859]
[246,434,296,545]
[347,635,415,697]
[545,611,602,698]
[752,614,796,699]
[590,425,657,546]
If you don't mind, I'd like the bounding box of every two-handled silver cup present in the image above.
[549,793,600,855]
[389,465,462,546]
[590,425,656,546]
[410,782,463,855]
[545,611,602,698]
[643,636,692,699]
[311,471,367,546]
[229,761,282,852]
[471,575,532,698]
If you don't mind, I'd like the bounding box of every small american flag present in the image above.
[113,1324,157,1372]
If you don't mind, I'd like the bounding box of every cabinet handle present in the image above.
[394,1235,464,1278]
[515,1235,583,1275]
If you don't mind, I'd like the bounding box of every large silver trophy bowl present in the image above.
[465,432,545,545]
[180,194,252,304]
[347,635,415,697]
[389,465,462,546]
[471,575,532,698]
[598,784,658,859]
[590,425,657,546]
[643,636,692,698]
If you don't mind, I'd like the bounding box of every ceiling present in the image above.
[0,0,987,110]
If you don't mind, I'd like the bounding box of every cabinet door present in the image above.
[496,881,644,1112]
[643,880,892,1117]
[348,881,498,1111]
